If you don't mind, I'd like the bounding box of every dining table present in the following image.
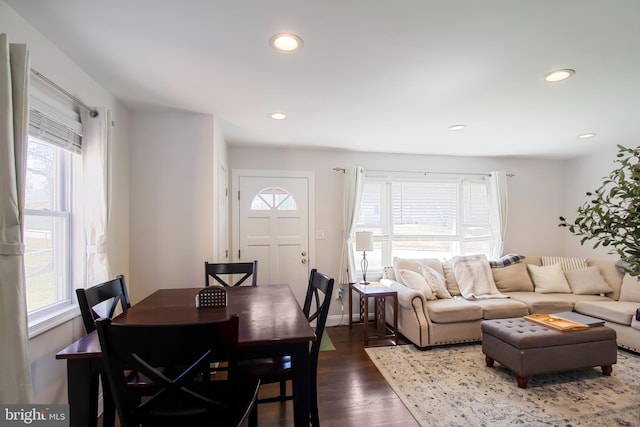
[56,284,316,427]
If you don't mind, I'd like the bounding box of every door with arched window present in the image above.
[235,171,313,306]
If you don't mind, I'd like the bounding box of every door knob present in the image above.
[301,251,307,256]
[301,259,308,264]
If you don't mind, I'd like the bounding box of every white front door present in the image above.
[234,170,314,306]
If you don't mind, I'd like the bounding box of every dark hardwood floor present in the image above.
[99,324,418,427]
[253,324,418,427]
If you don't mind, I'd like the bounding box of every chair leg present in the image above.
[248,398,258,427]
[101,377,116,427]
[310,375,319,427]
[279,380,287,398]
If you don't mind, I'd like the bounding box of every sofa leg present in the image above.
[601,365,612,376]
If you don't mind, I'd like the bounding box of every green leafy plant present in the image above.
[559,144,640,277]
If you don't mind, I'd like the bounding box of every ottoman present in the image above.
[481,318,617,388]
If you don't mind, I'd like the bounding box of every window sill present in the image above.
[28,305,80,339]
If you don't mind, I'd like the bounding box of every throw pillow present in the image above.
[393,257,444,283]
[619,274,640,303]
[491,262,534,292]
[564,266,614,295]
[489,253,526,268]
[382,266,396,281]
[398,269,437,300]
[442,259,462,296]
[527,263,572,293]
[541,256,588,271]
[421,266,452,299]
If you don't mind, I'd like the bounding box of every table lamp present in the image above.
[355,231,374,284]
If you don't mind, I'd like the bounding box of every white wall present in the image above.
[228,146,569,318]
[1,1,131,404]
[563,143,623,260]
[129,111,217,303]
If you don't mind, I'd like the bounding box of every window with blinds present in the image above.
[25,86,83,324]
[356,175,495,275]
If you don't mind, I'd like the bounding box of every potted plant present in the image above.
[559,144,640,277]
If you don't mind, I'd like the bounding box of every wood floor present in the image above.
[256,324,418,427]
[99,324,419,427]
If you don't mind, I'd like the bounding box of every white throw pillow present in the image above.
[527,263,572,293]
[564,266,614,295]
[541,256,588,271]
[421,266,452,299]
[398,269,437,300]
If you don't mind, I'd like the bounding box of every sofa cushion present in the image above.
[619,274,640,302]
[442,259,462,296]
[527,263,572,293]
[421,266,452,299]
[398,269,436,301]
[473,298,529,320]
[491,262,534,292]
[564,266,614,295]
[505,292,573,314]
[393,257,443,277]
[541,256,589,271]
[426,298,482,323]
[588,260,623,300]
[574,300,640,326]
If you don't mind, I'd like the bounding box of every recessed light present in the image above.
[577,133,596,139]
[269,33,303,52]
[545,69,575,82]
[270,112,287,120]
[448,124,466,131]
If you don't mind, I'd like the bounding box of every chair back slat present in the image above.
[205,261,258,287]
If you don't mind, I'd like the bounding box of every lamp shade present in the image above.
[355,231,374,252]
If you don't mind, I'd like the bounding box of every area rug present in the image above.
[319,331,335,351]
[365,344,640,426]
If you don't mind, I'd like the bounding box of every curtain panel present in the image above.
[0,33,33,403]
[81,107,112,286]
[338,166,364,285]
[488,171,508,259]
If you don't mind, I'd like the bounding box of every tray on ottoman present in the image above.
[481,317,617,388]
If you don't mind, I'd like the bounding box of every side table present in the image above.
[349,282,398,346]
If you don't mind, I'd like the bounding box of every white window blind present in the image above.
[28,87,82,153]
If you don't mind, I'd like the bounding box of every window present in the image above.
[250,187,297,211]
[356,175,495,274]
[25,87,84,331]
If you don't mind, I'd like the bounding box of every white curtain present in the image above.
[81,107,112,286]
[338,166,365,285]
[0,33,33,403]
[488,171,508,258]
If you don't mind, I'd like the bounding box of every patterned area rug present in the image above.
[365,344,640,426]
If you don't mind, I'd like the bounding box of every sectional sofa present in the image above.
[381,256,640,353]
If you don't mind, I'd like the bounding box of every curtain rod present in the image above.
[30,68,99,118]
[333,167,514,177]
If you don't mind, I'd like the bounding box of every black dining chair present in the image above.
[240,268,334,427]
[205,261,258,287]
[96,314,260,427]
[76,275,133,427]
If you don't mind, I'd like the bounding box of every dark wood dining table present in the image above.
[56,284,316,427]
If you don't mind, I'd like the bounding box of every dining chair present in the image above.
[76,275,133,427]
[76,274,131,334]
[240,268,334,427]
[205,260,258,287]
[96,314,260,427]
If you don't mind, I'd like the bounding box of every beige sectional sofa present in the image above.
[381,256,640,353]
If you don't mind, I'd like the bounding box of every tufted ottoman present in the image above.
[481,318,617,388]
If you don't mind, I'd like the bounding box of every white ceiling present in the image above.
[7,0,640,159]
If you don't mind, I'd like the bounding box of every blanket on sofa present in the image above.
[452,255,509,300]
